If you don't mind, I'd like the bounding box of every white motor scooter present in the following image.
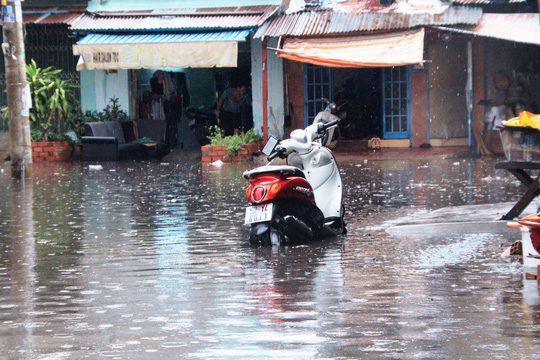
[243,113,346,246]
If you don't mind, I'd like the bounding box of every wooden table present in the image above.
[495,161,540,220]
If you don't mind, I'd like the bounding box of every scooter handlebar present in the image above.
[267,146,286,161]
[317,119,340,134]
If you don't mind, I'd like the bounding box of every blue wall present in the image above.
[88,0,281,12]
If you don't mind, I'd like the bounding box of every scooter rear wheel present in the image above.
[250,226,284,247]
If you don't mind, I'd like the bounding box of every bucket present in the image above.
[517,218,540,268]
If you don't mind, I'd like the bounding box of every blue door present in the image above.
[303,64,333,127]
[382,66,411,139]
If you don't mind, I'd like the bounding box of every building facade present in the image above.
[256,0,540,153]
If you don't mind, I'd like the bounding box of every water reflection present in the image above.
[4,177,37,355]
[345,157,522,214]
[0,154,538,358]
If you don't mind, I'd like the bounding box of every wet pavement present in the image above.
[0,150,539,359]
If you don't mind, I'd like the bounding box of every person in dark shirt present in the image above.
[216,81,251,136]
[150,70,164,100]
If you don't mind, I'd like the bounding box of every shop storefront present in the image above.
[71,5,278,148]
[277,29,425,146]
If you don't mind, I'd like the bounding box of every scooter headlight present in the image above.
[252,185,267,203]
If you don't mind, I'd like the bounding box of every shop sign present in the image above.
[74,42,238,70]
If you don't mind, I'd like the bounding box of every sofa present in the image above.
[81,120,170,161]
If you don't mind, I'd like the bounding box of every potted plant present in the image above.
[24,59,80,161]
[202,126,263,163]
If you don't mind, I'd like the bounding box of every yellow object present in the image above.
[503,111,540,130]
[1,0,6,6]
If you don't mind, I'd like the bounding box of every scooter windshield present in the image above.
[262,135,279,156]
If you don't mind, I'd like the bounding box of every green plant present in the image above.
[101,96,128,122]
[25,59,80,142]
[208,126,226,146]
[242,128,263,144]
[65,109,100,139]
[209,126,262,157]
[46,132,68,142]
[30,128,43,142]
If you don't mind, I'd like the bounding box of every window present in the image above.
[303,64,332,127]
[382,66,411,139]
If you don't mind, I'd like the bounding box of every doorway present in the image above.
[428,42,468,140]
[304,65,383,140]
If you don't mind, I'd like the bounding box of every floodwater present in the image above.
[0,152,539,359]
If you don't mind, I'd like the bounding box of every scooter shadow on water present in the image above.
[242,230,346,249]
[243,109,346,247]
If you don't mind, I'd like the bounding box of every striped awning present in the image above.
[73,30,250,70]
[277,28,424,68]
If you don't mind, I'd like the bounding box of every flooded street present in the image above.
[1,152,539,359]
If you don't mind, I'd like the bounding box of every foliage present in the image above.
[242,128,264,145]
[101,96,128,122]
[209,126,263,157]
[30,128,43,142]
[25,59,80,142]
[47,132,68,142]
[1,60,127,144]
[65,109,101,139]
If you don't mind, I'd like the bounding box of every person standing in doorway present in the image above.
[216,80,251,136]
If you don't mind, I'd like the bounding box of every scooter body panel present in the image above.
[287,147,342,220]
[247,174,315,204]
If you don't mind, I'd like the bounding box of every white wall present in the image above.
[80,70,131,116]
[251,36,285,139]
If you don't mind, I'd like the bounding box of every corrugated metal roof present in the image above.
[77,30,250,45]
[255,5,483,38]
[86,0,281,12]
[29,12,85,25]
[0,8,85,25]
[71,5,279,31]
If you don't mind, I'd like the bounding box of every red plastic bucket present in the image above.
[518,218,540,267]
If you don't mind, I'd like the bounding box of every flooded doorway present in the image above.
[333,67,383,140]
[428,42,468,141]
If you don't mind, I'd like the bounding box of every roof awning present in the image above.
[437,13,540,45]
[276,28,424,68]
[73,30,250,70]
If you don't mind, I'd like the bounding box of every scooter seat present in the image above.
[243,165,306,179]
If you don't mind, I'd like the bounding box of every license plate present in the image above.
[245,203,273,225]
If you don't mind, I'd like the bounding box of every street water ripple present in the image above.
[0,153,538,359]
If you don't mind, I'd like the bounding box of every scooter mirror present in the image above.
[262,135,279,156]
